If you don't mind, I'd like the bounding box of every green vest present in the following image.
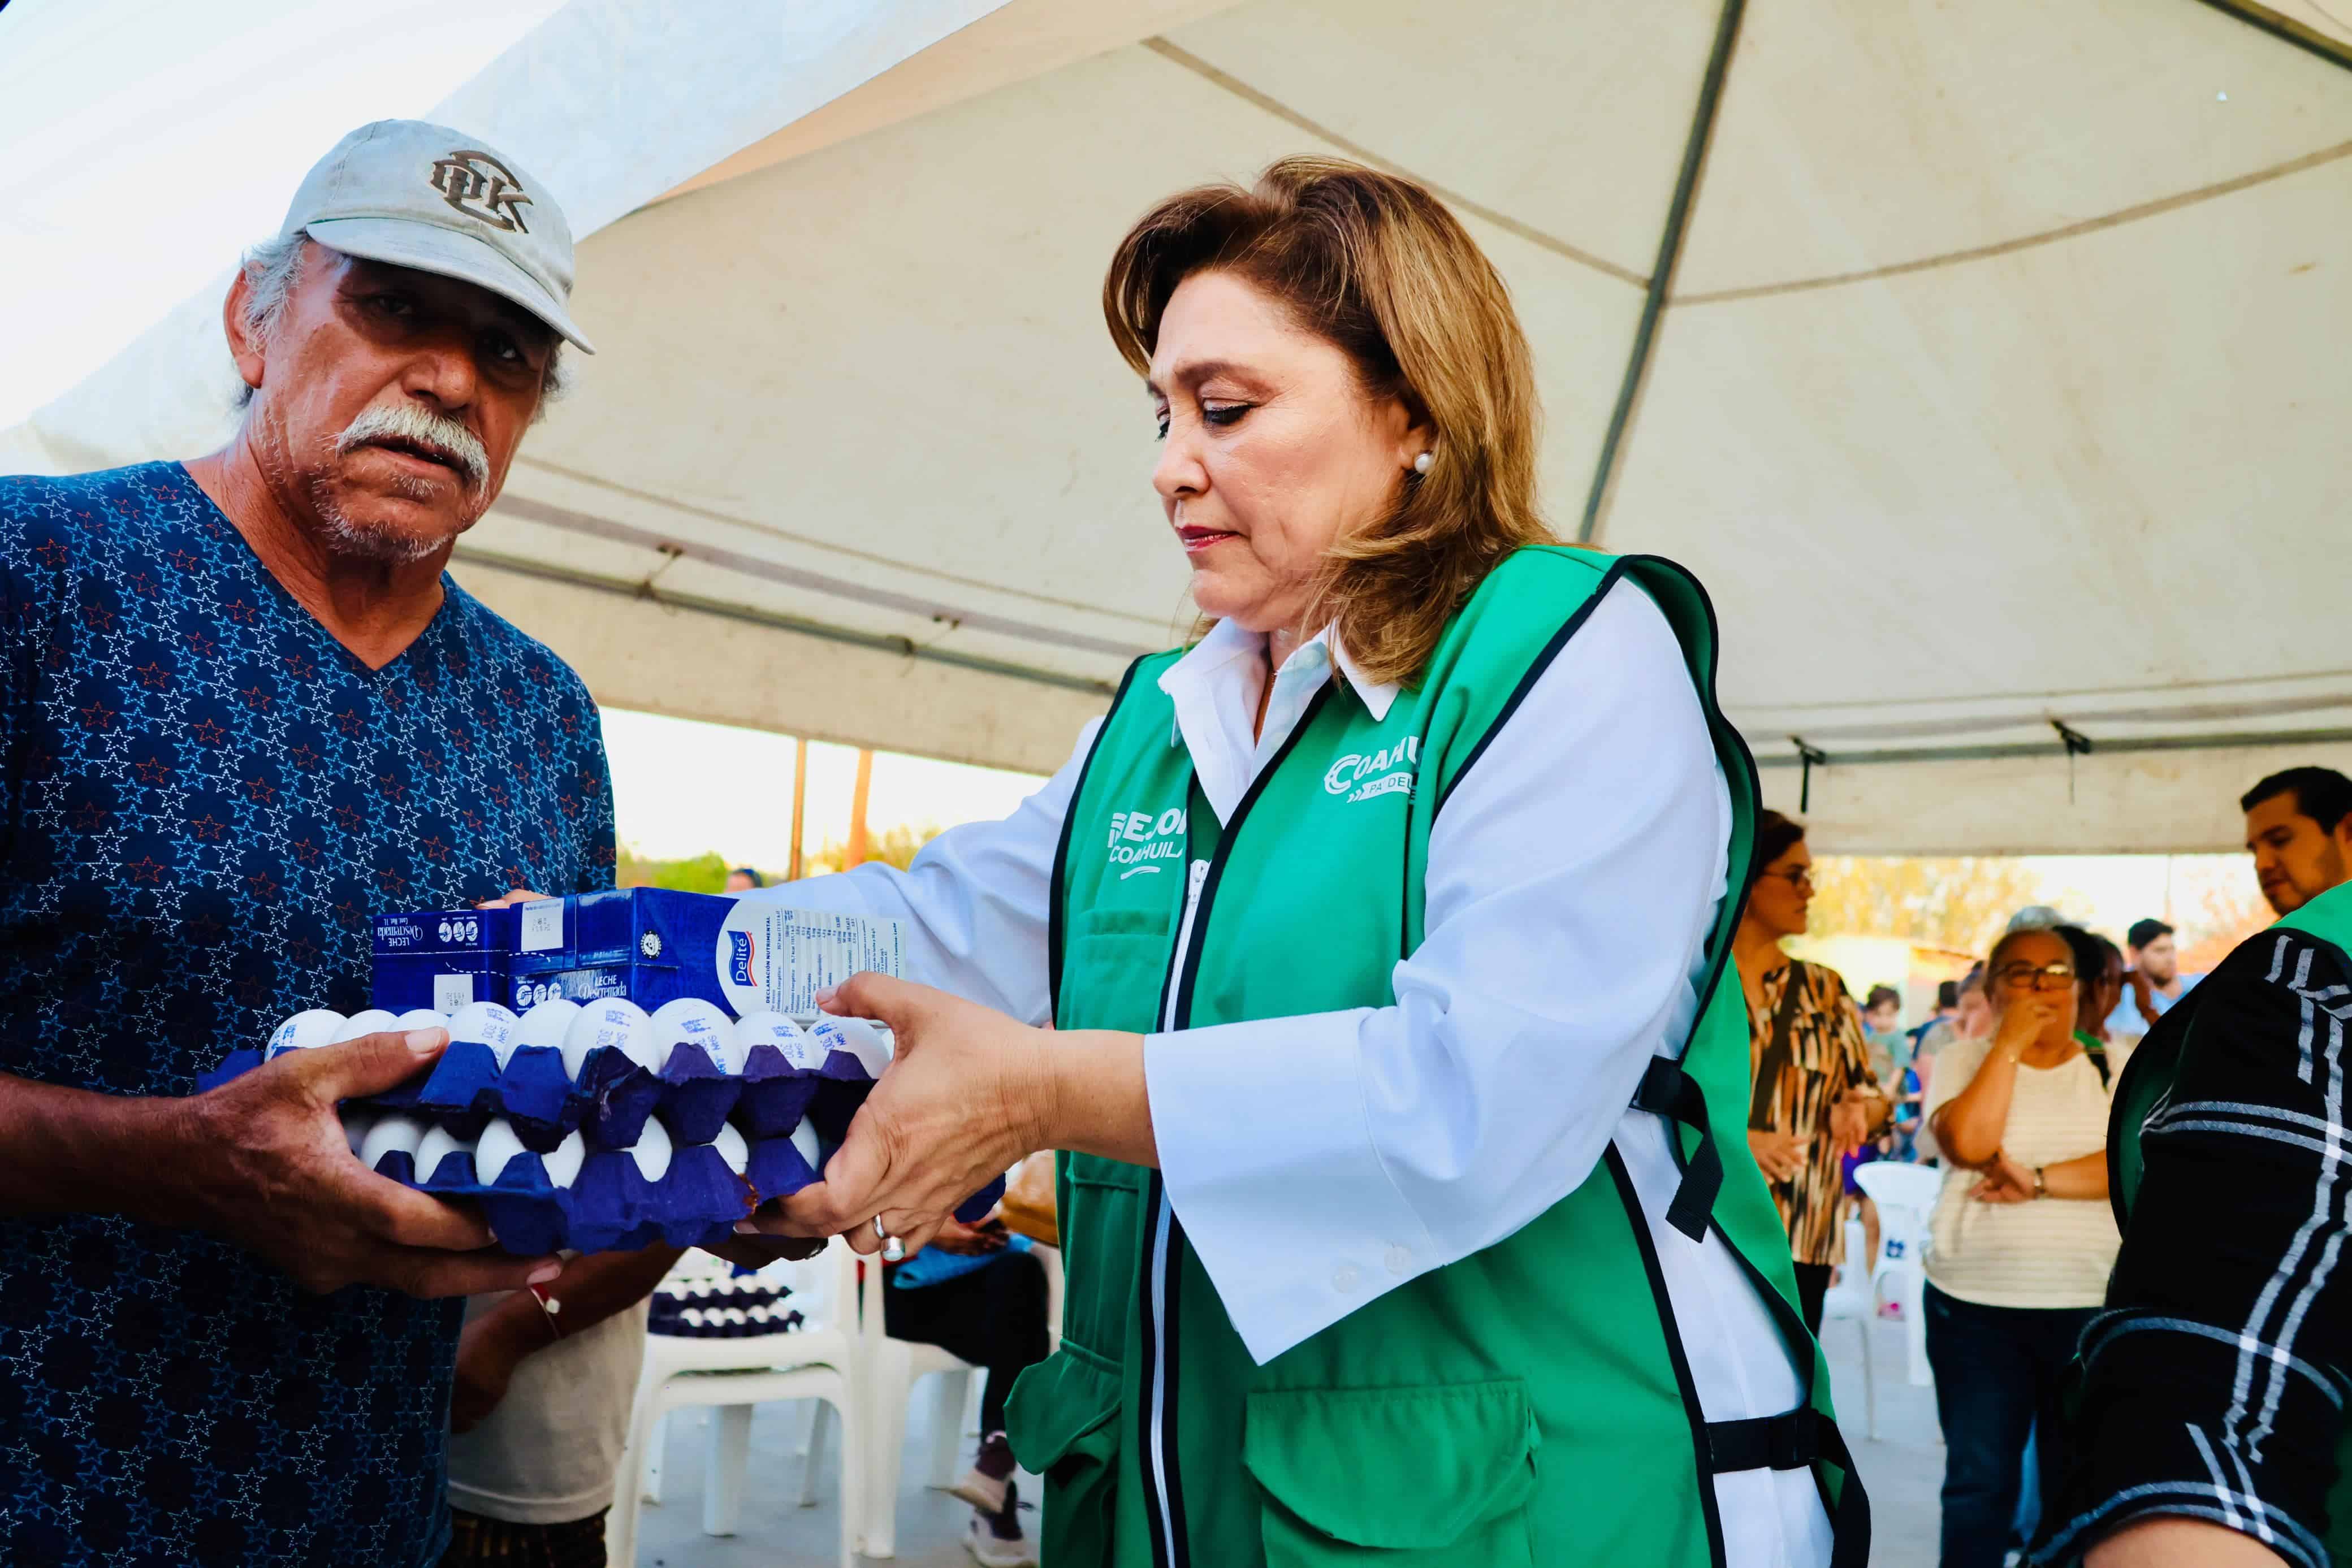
[2108,882,2352,1565]
[1004,546,1865,1568]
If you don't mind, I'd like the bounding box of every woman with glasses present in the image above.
[1921,924,2129,1567]
[1733,810,1890,1335]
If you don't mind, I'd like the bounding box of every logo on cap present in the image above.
[428,149,533,233]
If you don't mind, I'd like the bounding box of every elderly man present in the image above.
[0,122,616,1567]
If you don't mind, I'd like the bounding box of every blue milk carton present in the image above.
[372,908,519,1013]
[506,889,904,1015]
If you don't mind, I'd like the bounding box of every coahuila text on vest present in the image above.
[1324,736,1420,803]
[1106,807,1188,877]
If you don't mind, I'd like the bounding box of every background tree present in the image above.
[615,824,944,891]
[804,822,941,874]
[615,848,731,893]
[2174,873,2271,973]
[1806,856,2046,955]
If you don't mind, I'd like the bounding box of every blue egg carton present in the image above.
[213,1006,1002,1254]
[352,1115,817,1254]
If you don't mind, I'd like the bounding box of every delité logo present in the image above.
[727,930,756,986]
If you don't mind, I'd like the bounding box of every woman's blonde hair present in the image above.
[1104,157,1558,687]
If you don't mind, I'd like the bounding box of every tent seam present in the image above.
[1677,138,2352,306]
[1136,37,1648,288]
[1753,726,2352,770]
[509,456,1175,630]
[491,494,1154,660]
[451,545,1119,696]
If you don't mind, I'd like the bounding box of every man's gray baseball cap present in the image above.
[278,119,595,353]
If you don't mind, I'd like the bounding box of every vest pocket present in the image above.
[1003,1340,1122,1567]
[1057,1154,1149,1362]
[1243,1380,1540,1567]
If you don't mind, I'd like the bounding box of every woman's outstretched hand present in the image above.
[742,974,1065,1258]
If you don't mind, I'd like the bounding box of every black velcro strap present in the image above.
[1815,1414,1870,1568]
[1631,1056,1722,1242]
[1707,1405,1820,1472]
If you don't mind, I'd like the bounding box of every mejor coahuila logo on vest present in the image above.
[1324,737,1420,803]
[1107,807,1187,878]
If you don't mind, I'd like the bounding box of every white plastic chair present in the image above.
[1853,1160,1942,1388]
[857,1255,982,1560]
[609,1238,864,1568]
[1031,1241,1065,1351]
[795,1238,1058,1558]
[1817,1214,1878,1439]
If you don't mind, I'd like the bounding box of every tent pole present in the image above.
[1578,0,1747,544]
[788,737,808,882]
[847,748,874,868]
[2193,0,2352,70]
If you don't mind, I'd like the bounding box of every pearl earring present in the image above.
[1412,451,1433,475]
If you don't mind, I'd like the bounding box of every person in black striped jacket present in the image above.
[2039,889,2352,1568]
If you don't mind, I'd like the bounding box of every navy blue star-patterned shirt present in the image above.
[0,462,616,1567]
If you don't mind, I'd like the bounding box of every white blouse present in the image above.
[751,580,1832,1567]
[1923,1034,2131,1309]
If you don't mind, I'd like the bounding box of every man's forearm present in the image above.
[0,1072,193,1222]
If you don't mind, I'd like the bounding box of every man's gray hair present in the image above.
[234,232,568,413]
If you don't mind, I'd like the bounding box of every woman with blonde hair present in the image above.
[740,157,1863,1567]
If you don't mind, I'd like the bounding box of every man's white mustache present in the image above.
[335,404,491,492]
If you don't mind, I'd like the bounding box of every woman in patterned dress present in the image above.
[1732,811,1891,1333]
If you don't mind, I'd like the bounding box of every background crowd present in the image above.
[1736,766,2352,1567]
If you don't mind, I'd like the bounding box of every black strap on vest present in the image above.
[1707,1404,1823,1472]
[1706,1405,1869,1568]
[1632,1056,1720,1243]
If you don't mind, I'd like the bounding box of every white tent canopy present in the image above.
[6,0,2350,853]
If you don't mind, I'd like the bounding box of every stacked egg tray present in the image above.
[650,1271,803,1339]
[200,995,1000,1254]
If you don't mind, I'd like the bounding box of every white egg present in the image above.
[341,1109,377,1159]
[629,1115,674,1183]
[789,1116,821,1170]
[541,1130,587,1190]
[648,997,734,1073]
[331,1008,400,1044]
[731,1011,820,1072]
[414,1125,478,1185]
[559,997,652,1080]
[808,1016,892,1077]
[358,1114,428,1172]
[392,1007,450,1038]
[445,1000,522,1066]
[473,1118,528,1185]
[512,998,582,1053]
[709,1121,750,1176]
[265,1009,347,1059]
